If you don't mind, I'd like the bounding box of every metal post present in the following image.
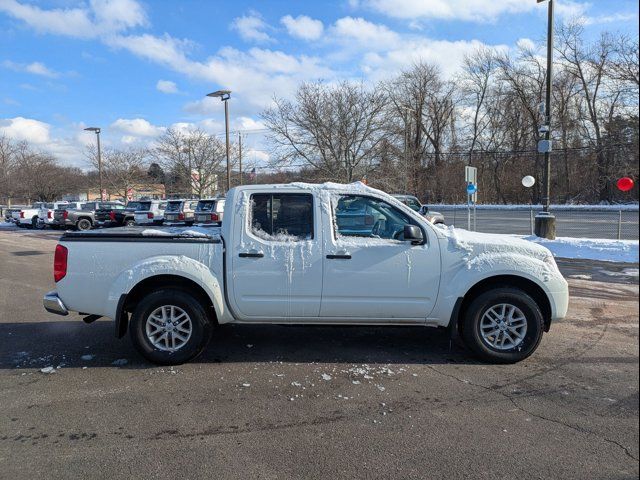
[473,204,477,232]
[224,100,231,192]
[187,147,192,196]
[543,0,554,212]
[467,196,471,230]
[617,209,622,240]
[96,130,103,200]
[530,206,534,235]
[238,132,243,186]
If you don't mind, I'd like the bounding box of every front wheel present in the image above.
[462,287,544,364]
[129,288,213,365]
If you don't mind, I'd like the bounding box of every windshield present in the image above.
[44,203,54,209]
[394,196,421,211]
[165,201,183,212]
[196,200,216,212]
[125,201,142,210]
[81,203,94,211]
[137,201,151,210]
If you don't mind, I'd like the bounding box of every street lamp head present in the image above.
[207,90,231,101]
[84,127,101,133]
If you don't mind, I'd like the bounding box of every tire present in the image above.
[29,216,38,229]
[129,288,213,365]
[462,287,544,364]
[124,218,135,227]
[76,218,92,231]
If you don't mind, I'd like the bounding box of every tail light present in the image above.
[210,213,219,221]
[109,211,116,221]
[54,244,68,282]
[63,210,68,220]
[47,211,52,219]
[20,211,24,218]
[147,212,154,219]
[178,212,185,220]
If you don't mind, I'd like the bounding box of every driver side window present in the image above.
[333,195,412,240]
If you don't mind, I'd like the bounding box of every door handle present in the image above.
[326,254,351,259]
[239,251,264,258]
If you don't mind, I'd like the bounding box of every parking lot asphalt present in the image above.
[0,227,638,480]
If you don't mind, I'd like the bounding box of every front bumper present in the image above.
[43,291,69,316]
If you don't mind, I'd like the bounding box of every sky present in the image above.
[0,0,638,170]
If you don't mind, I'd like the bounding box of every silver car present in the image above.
[392,194,445,225]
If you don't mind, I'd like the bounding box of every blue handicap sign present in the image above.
[467,183,478,195]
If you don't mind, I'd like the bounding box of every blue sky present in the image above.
[0,0,638,168]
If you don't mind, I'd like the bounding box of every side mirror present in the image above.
[419,205,429,215]
[403,224,423,244]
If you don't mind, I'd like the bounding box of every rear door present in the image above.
[320,194,441,321]
[229,192,323,319]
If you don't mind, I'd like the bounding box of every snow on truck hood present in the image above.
[439,226,558,276]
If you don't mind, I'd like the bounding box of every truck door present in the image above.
[229,192,323,319]
[320,194,440,321]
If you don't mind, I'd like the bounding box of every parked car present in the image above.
[96,201,140,227]
[194,198,225,225]
[44,182,568,366]
[39,201,83,229]
[54,201,124,230]
[4,206,27,224]
[392,194,445,225]
[134,200,167,226]
[14,202,48,228]
[163,199,199,225]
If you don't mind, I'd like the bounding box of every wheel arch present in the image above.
[116,274,219,338]
[451,274,552,339]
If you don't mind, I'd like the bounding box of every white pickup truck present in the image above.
[43,182,568,365]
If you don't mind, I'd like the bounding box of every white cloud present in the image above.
[360,0,589,22]
[516,38,536,52]
[331,17,400,50]
[0,116,51,143]
[2,60,60,77]
[582,12,638,26]
[280,15,324,41]
[156,79,179,94]
[110,118,164,137]
[361,38,509,81]
[0,0,147,39]
[231,11,272,43]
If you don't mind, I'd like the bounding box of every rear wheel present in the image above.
[129,288,212,365]
[124,218,135,227]
[30,216,38,229]
[462,287,544,364]
[76,218,92,231]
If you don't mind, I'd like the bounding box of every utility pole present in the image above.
[238,132,243,185]
[534,0,556,239]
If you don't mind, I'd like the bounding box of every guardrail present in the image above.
[428,205,639,240]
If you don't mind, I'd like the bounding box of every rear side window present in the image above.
[250,193,313,241]
[138,202,151,210]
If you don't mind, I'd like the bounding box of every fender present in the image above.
[105,255,228,322]
[428,252,561,327]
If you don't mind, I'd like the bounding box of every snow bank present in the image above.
[140,226,220,239]
[522,236,639,263]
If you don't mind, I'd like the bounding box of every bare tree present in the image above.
[87,146,149,200]
[154,128,227,197]
[261,81,387,183]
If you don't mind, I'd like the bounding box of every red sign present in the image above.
[617,177,634,192]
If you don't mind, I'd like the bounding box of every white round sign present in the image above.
[522,175,536,188]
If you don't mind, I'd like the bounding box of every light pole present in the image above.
[84,127,103,200]
[206,89,232,192]
[534,0,556,239]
